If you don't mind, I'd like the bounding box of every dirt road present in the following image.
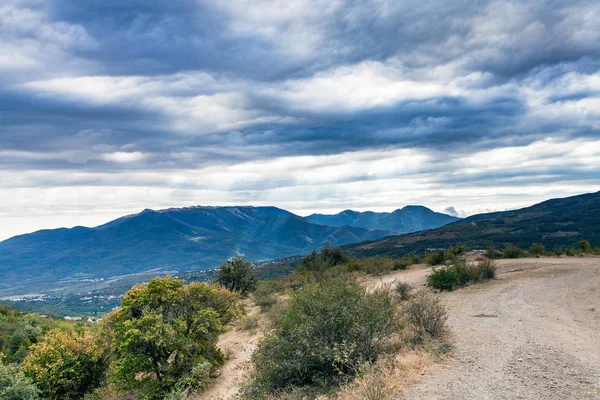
[403,258,600,399]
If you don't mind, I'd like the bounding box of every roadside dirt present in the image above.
[402,257,600,399]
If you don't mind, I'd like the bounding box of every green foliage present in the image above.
[254,294,277,312]
[503,245,527,259]
[0,362,39,400]
[424,245,465,266]
[300,246,349,272]
[566,246,577,256]
[0,306,71,365]
[405,292,447,338]
[215,257,258,296]
[427,260,496,291]
[579,240,591,252]
[553,247,564,257]
[530,243,545,256]
[245,278,398,396]
[21,329,107,400]
[107,276,243,399]
[426,267,460,291]
[476,259,497,280]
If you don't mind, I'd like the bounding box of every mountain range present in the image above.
[307,206,460,233]
[343,191,600,258]
[0,205,457,294]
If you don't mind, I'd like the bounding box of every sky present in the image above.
[1,0,599,241]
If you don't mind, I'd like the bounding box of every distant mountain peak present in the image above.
[307,206,459,234]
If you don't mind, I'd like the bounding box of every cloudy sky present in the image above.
[1,0,599,241]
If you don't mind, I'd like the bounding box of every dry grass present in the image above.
[321,350,434,400]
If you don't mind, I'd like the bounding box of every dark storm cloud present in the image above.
[0,0,599,177]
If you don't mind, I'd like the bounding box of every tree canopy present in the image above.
[107,276,243,399]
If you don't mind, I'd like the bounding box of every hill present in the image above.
[343,191,600,258]
[0,206,389,295]
[306,206,460,233]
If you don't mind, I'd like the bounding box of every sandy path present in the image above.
[402,258,600,399]
[196,307,263,400]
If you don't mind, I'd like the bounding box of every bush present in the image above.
[21,329,107,400]
[424,250,446,266]
[424,246,465,266]
[477,259,497,280]
[254,294,277,312]
[553,248,564,257]
[300,246,349,272]
[427,260,496,291]
[394,282,412,301]
[566,246,577,256]
[530,243,545,256]
[245,278,398,395]
[503,245,526,258]
[426,267,459,291]
[393,259,410,271]
[215,257,258,296]
[107,277,243,399]
[405,292,447,338]
[579,240,591,253]
[0,362,39,400]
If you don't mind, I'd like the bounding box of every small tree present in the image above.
[215,257,258,296]
[579,240,591,253]
[21,329,107,400]
[107,277,243,399]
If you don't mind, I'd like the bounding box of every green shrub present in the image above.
[405,292,447,338]
[553,248,564,257]
[166,361,212,399]
[106,277,243,399]
[424,250,446,266]
[530,243,545,256]
[427,260,496,291]
[245,278,398,396]
[215,257,258,296]
[425,246,465,266]
[579,240,591,253]
[393,259,410,270]
[254,294,277,312]
[394,282,412,301]
[426,267,460,291]
[566,246,577,256]
[453,261,480,286]
[21,330,107,400]
[0,362,39,400]
[477,259,497,280]
[503,245,527,258]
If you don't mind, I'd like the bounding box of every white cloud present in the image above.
[1,137,598,241]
